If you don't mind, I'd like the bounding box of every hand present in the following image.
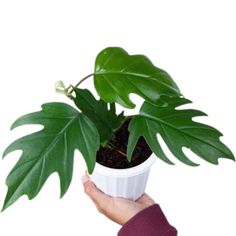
[82,174,155,225]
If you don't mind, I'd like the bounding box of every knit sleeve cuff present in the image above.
[118,204,177,236]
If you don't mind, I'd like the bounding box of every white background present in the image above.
[0,0,236,235]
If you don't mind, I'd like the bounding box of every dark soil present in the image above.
[96,117,152,169]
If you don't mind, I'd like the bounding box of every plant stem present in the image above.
[107,141,115,148]
[107,141,127,158]
[116,149,128,158]
[67,73,94,94]
[75,73,94,88]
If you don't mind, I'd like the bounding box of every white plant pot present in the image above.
[90,153,156,201]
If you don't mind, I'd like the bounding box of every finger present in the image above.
[82,174,112,210]
[136,193,155,206]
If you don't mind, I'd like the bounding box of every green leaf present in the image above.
[127,97,235,165]
[94,47,181,109]
[2,102,100,211]
[73,88,125,143]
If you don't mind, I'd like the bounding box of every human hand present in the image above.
[82,174,155,225]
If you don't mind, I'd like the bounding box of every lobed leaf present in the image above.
[127,97,235,165]
[2,102,100,211]
[73,88,125,143]
[94,47,181,108]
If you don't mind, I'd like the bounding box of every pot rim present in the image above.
[91,153,156,178]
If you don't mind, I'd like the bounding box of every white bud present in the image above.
[55,81,70,96]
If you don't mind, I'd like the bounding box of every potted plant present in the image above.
[1,47,234,211]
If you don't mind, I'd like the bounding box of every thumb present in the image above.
[82,174,111,209]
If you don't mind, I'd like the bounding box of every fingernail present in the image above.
[81,174,90,184]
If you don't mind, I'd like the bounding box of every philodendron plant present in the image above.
[1,47,234,211]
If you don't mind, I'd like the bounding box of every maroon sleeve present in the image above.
[118,204,177,236]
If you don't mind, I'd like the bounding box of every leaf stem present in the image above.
[107,141,127,158]
[67,73,94,95]
[74,73,94,88]
[116,149,128,158]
